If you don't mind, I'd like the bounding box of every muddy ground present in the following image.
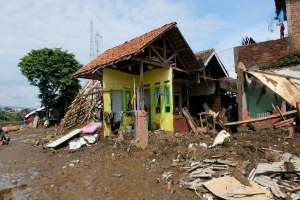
[1,124,300,200]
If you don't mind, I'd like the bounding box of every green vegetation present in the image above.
[0,110,24,123]
[260,54,300,69]
[18,48,82,117]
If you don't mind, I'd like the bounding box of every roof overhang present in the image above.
[205,51,229,77]
[74,22,200,80]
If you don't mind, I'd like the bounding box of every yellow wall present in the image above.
[103,68,173,136]
[144,68,173,132]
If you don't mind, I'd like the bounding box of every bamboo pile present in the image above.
[59,80,102,133]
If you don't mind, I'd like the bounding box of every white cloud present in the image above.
[0,86,40,108]
[0,0,277,107]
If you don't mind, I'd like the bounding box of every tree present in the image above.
[18,48,81,117]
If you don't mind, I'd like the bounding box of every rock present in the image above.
[11,179,17,185]
[265,150,282,162]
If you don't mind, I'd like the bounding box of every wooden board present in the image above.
[182,108,198,133]
[203,176,272,200]
[224,110,297,126]
[46,129,82,148]
[247,71,300,107]
[273,118,294,128]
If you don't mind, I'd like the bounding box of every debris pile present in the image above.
[179,157,241,198]
[46,122,101,149]
[59,80,102,132]
[249,152,300,199]
[177,147,300,199]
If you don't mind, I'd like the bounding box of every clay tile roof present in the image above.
[74,22,177,76]
[194,48,215,63]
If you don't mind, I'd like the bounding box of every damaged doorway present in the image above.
[111,90,122,131]
[144,87,151,129]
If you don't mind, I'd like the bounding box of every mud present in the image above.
[1,125,300,199]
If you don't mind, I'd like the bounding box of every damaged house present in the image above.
[185,48,232,117]
[234,0,300,122]
[74,22,231,136]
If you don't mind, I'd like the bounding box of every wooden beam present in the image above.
[272,103,286,120]
[166,53,177,63]
[236,63,246,121]
[165,36,189,71]
[140,62,144,110]
[252,70,300,81]
[172,66,190,74]
[152,45,173,54]
[224,110,297,126]
[163,37,166,60]
[150,46,165,63]
[131,57,170,68]
[273,118,295,128]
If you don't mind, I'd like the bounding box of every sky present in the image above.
[0,0,282,108]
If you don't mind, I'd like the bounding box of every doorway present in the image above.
[111,90,122,123]
[144,88,151,129]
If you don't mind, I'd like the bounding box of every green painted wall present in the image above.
[246,81,282,118]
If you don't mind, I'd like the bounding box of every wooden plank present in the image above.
[203,176,272,200]
[140,62,144,110]
[182,107,198,133]
[247,71,300,107]
[46,129,81,148]
[273,118,294,128]
[224,110,297,126]
[166,53,177,63]
[276,105,285,120]
[131,57,170,68]
[150,46,164,62]
[237,63,246,121]
[254,70,300,81]
[172,66,190,74]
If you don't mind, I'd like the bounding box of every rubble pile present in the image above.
[173,144,300,199]
[59,80,102,133]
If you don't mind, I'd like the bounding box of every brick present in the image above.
[234,38,289,69]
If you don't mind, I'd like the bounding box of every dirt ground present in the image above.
[1,123,300,200]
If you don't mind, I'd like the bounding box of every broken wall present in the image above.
[234,38,289,70]
[289,0,300,54]
[245,79,283,118]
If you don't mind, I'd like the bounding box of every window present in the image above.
[125,90,132,111]
[164,81,170,113]
[154,82,161,113]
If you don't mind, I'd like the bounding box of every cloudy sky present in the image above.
[0,0,281,108]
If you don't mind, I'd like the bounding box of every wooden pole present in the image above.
[134,78,136,111]
[140,62,144,110]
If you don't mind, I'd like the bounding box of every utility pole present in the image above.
[95,32,102,56]
[90,20,95,61]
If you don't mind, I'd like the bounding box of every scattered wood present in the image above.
[182,107,198,134]
[203,176,271,200]
[46,129,82,148]
[272,103,286,120]
[224,110,297,126]
[59,80,102,133]
[273,118,295,128]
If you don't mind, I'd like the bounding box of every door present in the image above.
[144,88,151,129]
[111,90,122,123]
